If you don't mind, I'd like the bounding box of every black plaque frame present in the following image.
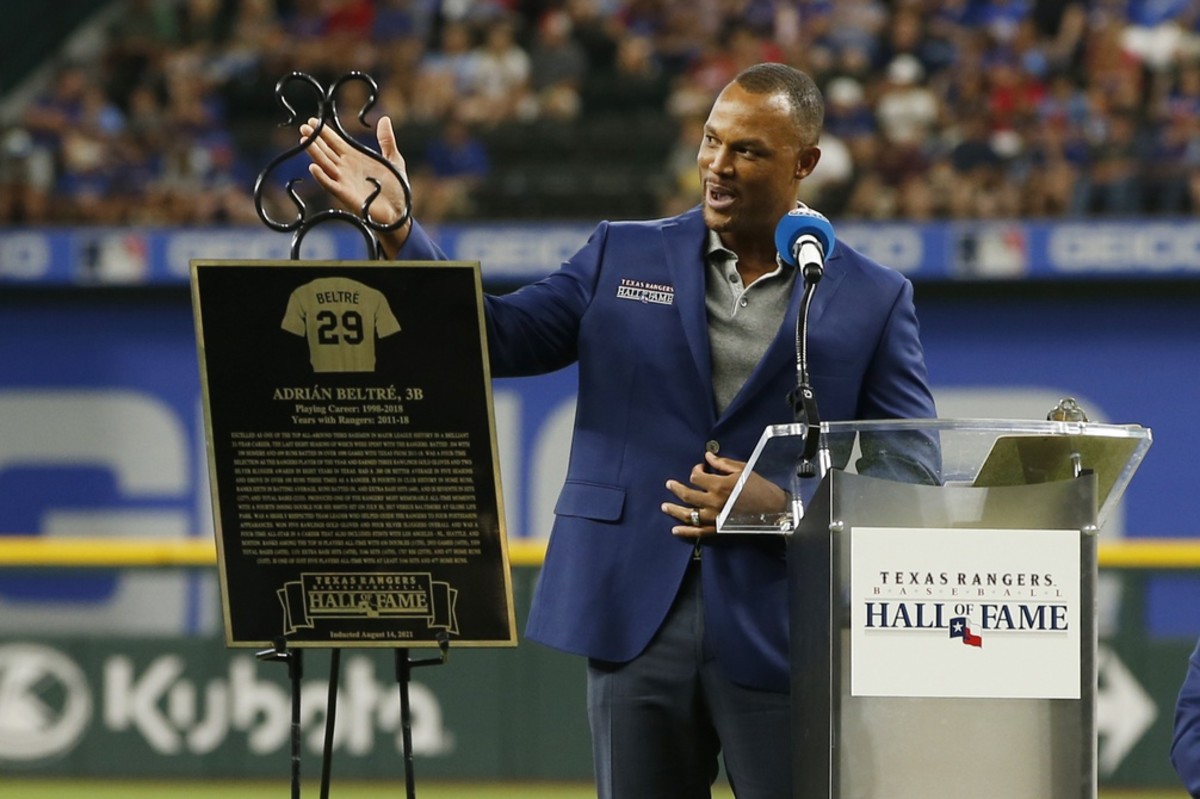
[191,258,517,650]
[197,68,510,798]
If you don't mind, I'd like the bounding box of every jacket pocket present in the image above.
[554,480,626,522]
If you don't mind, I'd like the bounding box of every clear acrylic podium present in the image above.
[718,418,1152,799]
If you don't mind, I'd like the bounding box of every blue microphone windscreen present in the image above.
[775,208,837,265]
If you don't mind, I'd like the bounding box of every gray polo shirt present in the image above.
[705,230,798,414]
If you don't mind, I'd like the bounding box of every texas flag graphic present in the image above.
[949,616,983,648]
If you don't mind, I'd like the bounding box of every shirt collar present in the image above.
[704,228,734,260]
[704,229,790,282]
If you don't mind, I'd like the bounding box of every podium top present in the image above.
[717,418,1152,533]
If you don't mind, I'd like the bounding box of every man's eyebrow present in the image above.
[703,126,767,148]
[728,135,770,150]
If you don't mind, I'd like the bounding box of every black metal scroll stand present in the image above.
[256,638,304,799]
[396,635,451,799]
[252,69,413,260]
[251,70,447,798]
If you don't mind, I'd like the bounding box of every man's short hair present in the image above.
[734,63,824,147]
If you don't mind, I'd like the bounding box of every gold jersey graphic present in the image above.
[281,277,401,372]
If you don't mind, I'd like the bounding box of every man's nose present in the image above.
[706,146,734,174]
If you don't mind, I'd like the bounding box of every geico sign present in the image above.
[836,225,924,274]
[454,227,592,278]
[0,646,451,763]
[1049,224,1200,272]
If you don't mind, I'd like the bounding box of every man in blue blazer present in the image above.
[304,63,937,798]
[1172,638,1200,795]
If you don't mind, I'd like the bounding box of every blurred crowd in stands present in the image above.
[1,0,1198,226]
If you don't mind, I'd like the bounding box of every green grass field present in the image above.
[0,781,1188,798]
[0,781,646,798]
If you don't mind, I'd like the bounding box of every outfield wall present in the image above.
[0,562,1190,788]
[1,221,1198,788]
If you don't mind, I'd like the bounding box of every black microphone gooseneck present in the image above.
[788,267,821,477]
[775,207,836,479]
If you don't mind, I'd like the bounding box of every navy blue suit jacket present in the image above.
[1172,638,1200,795]
[397,207,937,692]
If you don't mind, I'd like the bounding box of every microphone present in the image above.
[774,206,836,282]
[778,207,835,479]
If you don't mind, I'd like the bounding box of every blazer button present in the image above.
[705,440,720,454]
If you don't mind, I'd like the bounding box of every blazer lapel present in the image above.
[721,250,847,420]
[662,210,714,403]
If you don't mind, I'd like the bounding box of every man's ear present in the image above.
[796,146,822,180]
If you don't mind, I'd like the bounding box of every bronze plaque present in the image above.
[191,259,515,648]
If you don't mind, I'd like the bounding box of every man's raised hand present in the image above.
[300,115,413,250]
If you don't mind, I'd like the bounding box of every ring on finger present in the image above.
[690,508,701,526]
